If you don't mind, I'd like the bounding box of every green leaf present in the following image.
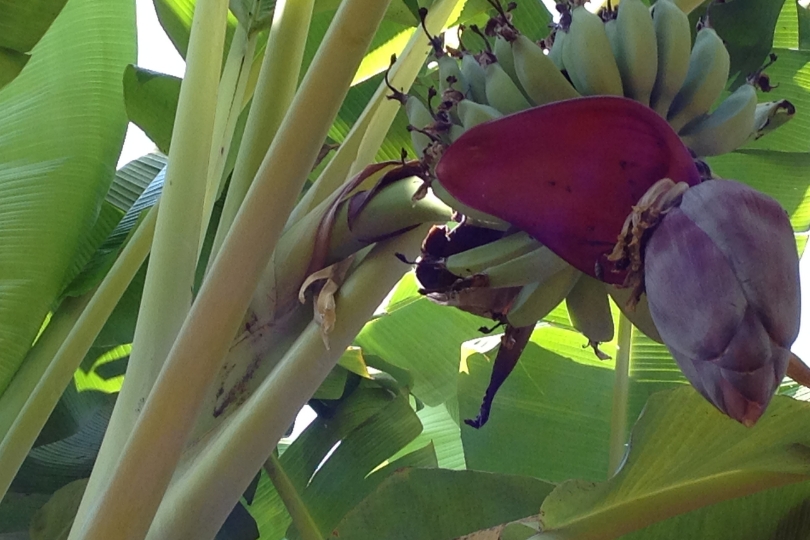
[799,3,810,49]
[29,478,87,540]
[539,387,810,539]
[333,468,556,540]
[0,491,50,533]
[123,66,181,154]
[458,329,616,483]
[215,502,260,540]
[391,401,466,470]
[249,386,424,539]
[773,0,799,49]
[707,150,810,233]
[0,47,30,91]
[355,297,488,406]
[508,0,553,42]
[0,0,69,52]
[708,0,787,86]
[737,48,810,153]
[0,0,135,397]
[11,386,113,494]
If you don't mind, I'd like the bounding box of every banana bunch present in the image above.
[398,0,793,167]
[399,0,794,367]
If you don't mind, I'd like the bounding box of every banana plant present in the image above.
[1,0,810,539]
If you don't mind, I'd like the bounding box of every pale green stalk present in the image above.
[209,0,315,261]
[146,226,428,539]
[608,314,633,476]
[264,452,324,540]
[71,3,391,538]
[287,0,463,225]
[0,294,91,443]
[0,208,156,500]
[69,0,230,534]
[200,23,257,250]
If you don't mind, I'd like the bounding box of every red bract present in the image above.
[645,180,800,426]
[435,96,701,284]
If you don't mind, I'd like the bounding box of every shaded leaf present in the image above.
[333,468,555,540]
[539,387,810,539]
[0,492,50,534]
[0,47,29,91]
[708,0,787,87]
[0,0,69,52]
[29,478,87,540]
[123,66,181,154]
[215,502,259,540]
[0,0,135,397]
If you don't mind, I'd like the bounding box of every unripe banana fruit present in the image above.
[679,83,758,156]
[457,99,503,130]
[562,6,623,96]
[405,96,434,158]
[485,246,569,289]
[667,27,730,132]
[494,35,519,86]
[608,0,658,105]
[507,266,581,328]
[485,61,533,114]
[512,34,579,105]
[548,29,566,71]
[438,54,467,94]
[649,0,692,116]
[566,274,615,344]
[430,181,511,230]
[444,231,541,277]
[461,54,488,104]
[607,286,663,343]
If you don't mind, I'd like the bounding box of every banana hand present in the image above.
[512,33,579,105]
[609,0,658,105]
[679,82,758,157]
[562,6,623,96]
[649,0,691,116]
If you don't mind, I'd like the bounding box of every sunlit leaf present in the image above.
[539,387,810,539]
[0,0,135,397]
[333,468,555,540]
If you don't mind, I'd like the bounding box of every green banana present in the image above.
[607,286,663,343]
[445,231,541,277]
[484,246,569,289]
[438,54,467,94]
[507,266,581,328]
[404,95,434,158]
[457,99,503,130]
[512,33,579,105]
[608,0,658,105]
[461,53,488,104]
[679,82,757,156]
[649,0,692,117]
[667,27,730,132]
[448,123,466,143]
[561,6,623,96]
[430,181,511,230]
[494,35,519,86]
[548,28,566,71]
[565,274,615,344]
[750,99,795,141]
[485,61,532,114]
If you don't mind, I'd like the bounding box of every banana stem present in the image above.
[0,208,156,501]
[69,0,230,535]
[264,453,324,540]
[71,3,391,539]
[286,0,463,225]
[209,0,315,262]
[145,226,427,540]
[608,313,633,476]
[200,23,257,250]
